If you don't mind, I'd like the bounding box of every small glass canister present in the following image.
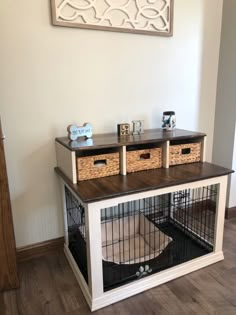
[162,111,176,130]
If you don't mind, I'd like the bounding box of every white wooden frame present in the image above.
[56,142,77,184]
[51,0,174,37]
[59,174,227,311]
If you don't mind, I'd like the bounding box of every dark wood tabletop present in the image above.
[56,128,206,151]
[55,162,233,203]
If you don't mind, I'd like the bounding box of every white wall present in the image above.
[213,0,236,208]
[0,0,223,247]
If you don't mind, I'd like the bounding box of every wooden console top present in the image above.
[55,162,233,203]
[56,128,206,151]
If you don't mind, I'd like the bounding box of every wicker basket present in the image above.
[126,148,162,173]
[77,152,119,181]
[169,143,201,166]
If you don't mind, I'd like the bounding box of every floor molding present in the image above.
[17,237,64,263]
[225,206,236,219]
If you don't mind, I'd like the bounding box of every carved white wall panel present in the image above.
[51,0,174,36]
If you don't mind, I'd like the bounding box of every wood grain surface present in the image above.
[55,162,233,203]
[1,218,236,315]
[0,119,19,291]
[17,237,64,263]
[226,206,236,219]
[56,128,206,151]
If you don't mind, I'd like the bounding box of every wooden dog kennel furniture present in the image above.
[55,129,233,311]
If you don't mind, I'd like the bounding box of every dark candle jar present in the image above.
[162,111,176,130]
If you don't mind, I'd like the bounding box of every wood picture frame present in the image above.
[51,0,174,37]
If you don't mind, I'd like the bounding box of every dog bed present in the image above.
[101,214,172,264]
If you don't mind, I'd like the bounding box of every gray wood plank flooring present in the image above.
[1,218,236,315]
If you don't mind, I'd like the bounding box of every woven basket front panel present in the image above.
[126,148,162,173]
[169,143,201,166]
[77,152,119,181]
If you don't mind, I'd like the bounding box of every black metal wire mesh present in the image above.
[65,186,88,283]
[101,195,171,265]
[101,185,217,291]
[64,184,217,291]
[171,186,217,247]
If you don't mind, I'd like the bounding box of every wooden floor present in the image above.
[2,218,236,315]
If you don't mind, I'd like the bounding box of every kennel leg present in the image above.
[214,175,228,253]
[85,203,104,299]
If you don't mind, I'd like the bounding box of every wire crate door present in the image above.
[100,184,218,291]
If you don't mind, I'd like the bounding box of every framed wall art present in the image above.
[51,0,174,37]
